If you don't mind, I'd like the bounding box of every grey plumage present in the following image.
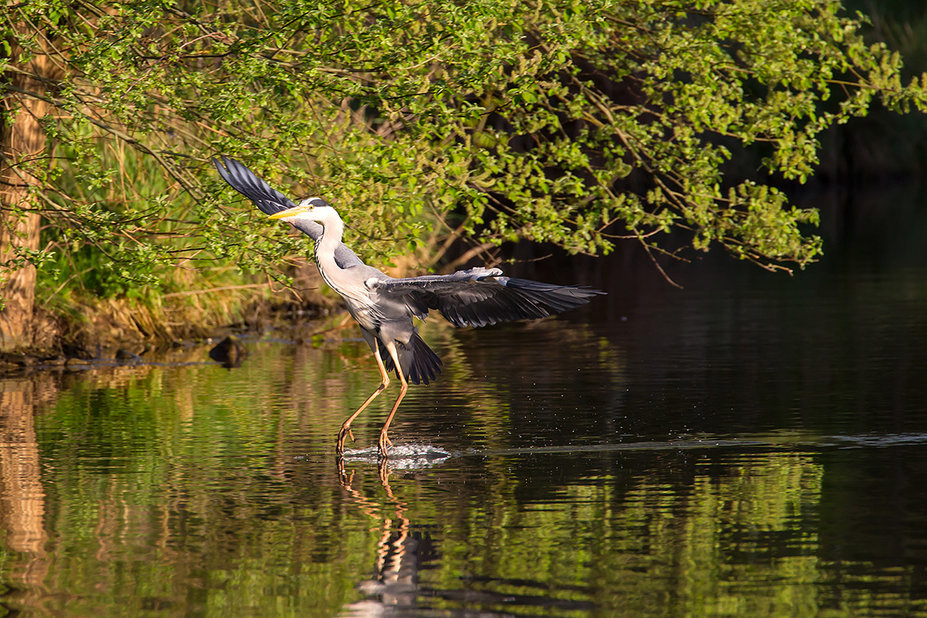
[213,156,603,457]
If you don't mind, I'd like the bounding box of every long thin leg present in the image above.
[378,341,408,459]
[336,344,390,457]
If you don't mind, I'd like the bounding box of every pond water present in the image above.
[2,183,927,616]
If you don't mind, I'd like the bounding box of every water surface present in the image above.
[2,185,927,615]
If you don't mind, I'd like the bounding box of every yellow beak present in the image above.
[268,205,309,220]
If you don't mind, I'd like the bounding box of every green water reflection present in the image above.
[2,335,927,616]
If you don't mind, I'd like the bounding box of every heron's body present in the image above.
[213,156,603,458]
[292,202,442,386]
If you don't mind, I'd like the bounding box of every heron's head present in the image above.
[268,198,337,225]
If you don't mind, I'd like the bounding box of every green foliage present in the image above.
[3,0,927,304]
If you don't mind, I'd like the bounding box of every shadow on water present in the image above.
[1,182,927,614]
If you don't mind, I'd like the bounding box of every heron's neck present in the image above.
[313,212,345,275]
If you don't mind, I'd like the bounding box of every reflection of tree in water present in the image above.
[0,375,53,609]
[3,330,926,614]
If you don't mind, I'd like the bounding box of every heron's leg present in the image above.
[378,341,409,458]
[336,344,391,456]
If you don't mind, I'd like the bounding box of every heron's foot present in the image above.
[336,424,355,456]
[377,431,393,458]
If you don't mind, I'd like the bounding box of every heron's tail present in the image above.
[380,331,443,385]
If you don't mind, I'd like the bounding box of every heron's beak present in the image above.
[268,205,309,220]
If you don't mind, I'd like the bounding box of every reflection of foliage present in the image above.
[678,454,823,615]
[32,347,378,614]
[4,0,927,309]
[7,342,919,615]
[423,451,825,615]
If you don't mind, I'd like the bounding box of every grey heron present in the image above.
[213,156,603,458]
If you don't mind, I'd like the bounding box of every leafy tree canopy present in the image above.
[4,0,927,297]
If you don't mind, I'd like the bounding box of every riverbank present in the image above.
[0,263,341,376]
[0,303,329,377]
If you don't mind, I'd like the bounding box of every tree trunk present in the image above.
[1,33,56,353]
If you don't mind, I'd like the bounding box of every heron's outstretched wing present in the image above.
[213,155,296,215]
[213,156,364,268]
[370,267,603,327]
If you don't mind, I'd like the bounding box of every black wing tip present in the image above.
[212,155,230,180]
[498,277,606,301]
[211,154,236,172]
[464,278,603,326]
[212,155,296,215]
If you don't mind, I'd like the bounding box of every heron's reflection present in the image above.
[338,458,429,616]
[335,455,598,617]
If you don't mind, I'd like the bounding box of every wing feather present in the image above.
[213,155,296,215]
[371,268,603,328]
[213,157,604,327]
[213,156,363,268]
